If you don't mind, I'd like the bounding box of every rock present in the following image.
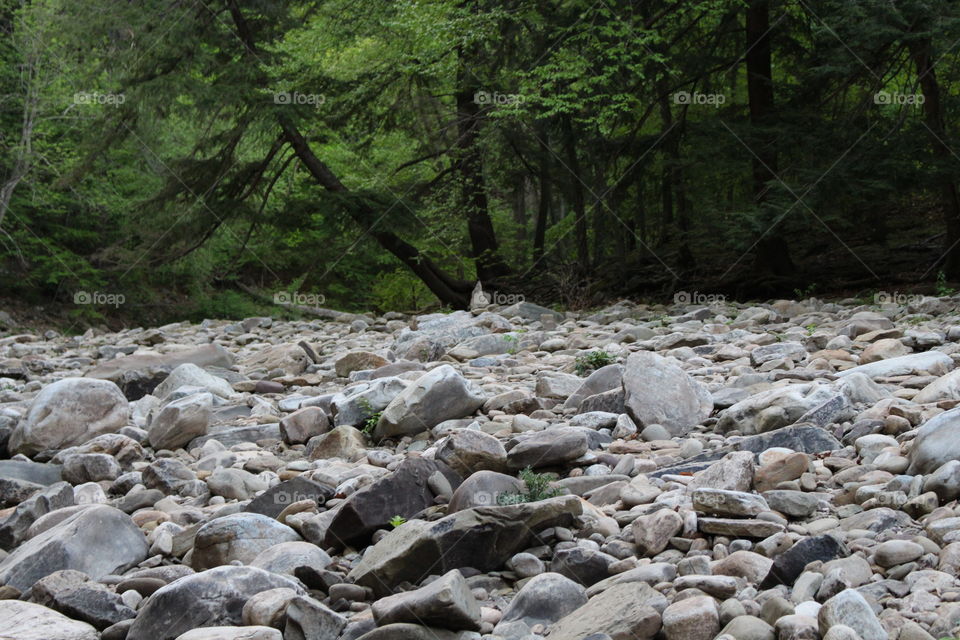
[331,377,408,427]
[835,350,952,378]
[436,429,507,475]
[306,425,367,461]
[762,490,819,518]
[147,392,213,451]
[692,489,769,517]
[10,378,131,455]
[698,518,784,538]
[717,383,842,435]
[206,467,268,500]
[535,371,583,399]
[718,615,775,640]
[31,570,135,630]
[153,363,235,399]
[374,365,485,439]
[126,566,303,640]
[506,427,589,469]
[761,535,848,588]
[61,453,121,483]
[493,572,587,637]
[712,550,774,583]
[632,508,683,556]
[551,546,617,586]
[0,504,148,592]
[250,541,331,577]
[688,452,755,492]
[0,460,63,508]
[873,540,924,568]
[349,495,582,595]
[245,477,334,519]
[324,458,460,547]
[335,351,389,377]
[279,406,329,444]
[0,599,99,640]
[447,470,524,512]
[818,589,885,640]
[372,569,481,630]
[563,365,623,410]
[546,582,664,640]
[283,594,348,640]
[640,424,672,442]
[86,344,234,400]
[352,624,468,640]
[662,595,720,640]
[753,452,809,493]
[191,513,301,570]
[907,406,960,475]
[914,368,960,404]
[859,338,909,364]
[622,352,713,436]
[174,627,281,640]
[0,481,73,550]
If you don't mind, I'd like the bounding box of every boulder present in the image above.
[818,589,885,640]
[447,470,524,512]
[492,572,587,637]
[622,352,713,436]
[153,363,234,400]
[0,504,148,592]
[0,599,99,640]
[306,425,367,462]
[374,365,485,439]
[506,428,589,469]
[86,344,234,400]
[147,393,213,451]
[546,581,664,640]
[245,477,334,519]
[125,566,303,640]
[191,513,301,571]
[10,378,131,455]
[349,496,582,595]
[436,429,508,475]
[835,350,952,378]
[324,458,460,547]
[908,406,960,474]
[372,569,481,630]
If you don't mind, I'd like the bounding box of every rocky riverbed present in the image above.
[3,296,960,639]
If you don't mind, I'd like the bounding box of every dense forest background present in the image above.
[2,0,960,323]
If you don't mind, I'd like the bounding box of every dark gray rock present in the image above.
[245,477,334,519]
[761,535,849,588]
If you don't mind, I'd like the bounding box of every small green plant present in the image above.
[389,515,407,528]
[362,411,382,435]
[805,323,817,335]
[497,467,562,505]
[937,270,956,297]
[574,350,614,376]
[793,283,818,299]
[503,333,519,354]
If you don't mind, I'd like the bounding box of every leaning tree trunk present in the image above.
[561,114,589,270]
[909,37,960,279]
[226,0,472,308]
[746,0,794,277]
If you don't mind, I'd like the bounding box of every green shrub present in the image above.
[497,467,562,505]
[574,350,614,376]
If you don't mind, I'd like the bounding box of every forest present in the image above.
[2,0,960,322]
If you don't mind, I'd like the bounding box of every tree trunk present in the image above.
[226,0,472,308]
[561,114,589,269]
[909,37,960,279]
[454,8,511,284]
[746,0,794,276]
[532,128,551,268]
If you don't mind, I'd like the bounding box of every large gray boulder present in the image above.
[0,600,99,640]
[835,350,953,378]
[371,569,481,630]
[147,392,213,451]
[324,458,460,547]
[546,581,665,640]
[191,513,301,571]
[0,504,148,592]
[622,352,712,436]
[492,572,587,637]
[349,495,582,595]
[374,365,485,439]
[10,378,131,456]
[717,382,842,435]
[126,566,303,640]
[152,363,235,400]
[907,406,960,474]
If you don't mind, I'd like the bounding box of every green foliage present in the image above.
[574,350,614,376]
[362,411,382,435]
[497,467,562,505]
[388,515,407,528]
[937,271,955,297]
